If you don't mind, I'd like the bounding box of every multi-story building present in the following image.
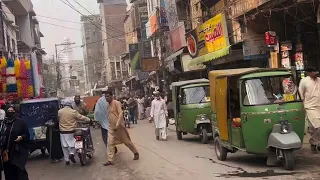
[1,2,18,55]
[97,0,127,83]
[80,15,104,90]
[2,0,46,96]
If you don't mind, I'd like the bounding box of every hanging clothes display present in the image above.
[14,58,22,97]
[19,58,28,98]
[24,58,34,97]
[6,58,17,93]
[0,57,7,93]
[31,53,40,97]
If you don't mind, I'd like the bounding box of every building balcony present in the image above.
[2,0,35,16]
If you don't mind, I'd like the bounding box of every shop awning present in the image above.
[165,48,184,62]
[189,46,230,66]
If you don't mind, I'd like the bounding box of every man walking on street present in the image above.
[103,90,139,166]
[94,90,110,149]
[58,100,90,165]
[299,67,320,152]
[150,91,168,141]
[72,95,89,116]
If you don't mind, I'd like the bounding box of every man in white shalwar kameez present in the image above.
[137,96,145,120]
[58,100,90,165]
[299,68,320,152]
[150,91,168,140]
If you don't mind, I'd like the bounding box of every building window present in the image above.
[12,39,16,53]
[86,36,90,41]
[116,62,121,69]
[6,35,11,52]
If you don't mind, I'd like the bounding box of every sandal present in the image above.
[103,161,114,166]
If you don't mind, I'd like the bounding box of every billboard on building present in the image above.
[139,6,148,38]
[141,57,160,72]
[146,10,159,38]
[129,43,140,71]
[185,13,229,58]
[160,0,169,31]
[139,40,152,58]
[170,22,187,52]
[242,32,269,60]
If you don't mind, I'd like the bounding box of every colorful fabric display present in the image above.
[19,58,28,98]
[6,58,17,93]
[25,58,34,97]
[0,57,7,93]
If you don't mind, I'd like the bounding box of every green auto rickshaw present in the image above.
[209,68,305,170]
[172,79,212,144]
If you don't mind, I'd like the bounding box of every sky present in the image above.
[31,0,130,61]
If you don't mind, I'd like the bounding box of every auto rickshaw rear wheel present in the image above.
[214,136,227,161]
[282,150,294,170]
[200,129,208,144]
[176,127,182,140]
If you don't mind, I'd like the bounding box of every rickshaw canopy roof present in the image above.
[21,97,59,104]
[209,68,291,80]
[171,79,209,88]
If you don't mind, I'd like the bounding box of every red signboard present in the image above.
[265,31,277,47]
[169,23,186,52]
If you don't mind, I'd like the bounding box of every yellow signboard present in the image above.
[186,13,230,58]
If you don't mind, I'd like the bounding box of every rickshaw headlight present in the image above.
[197,114,208,121]
[280,120,290,134]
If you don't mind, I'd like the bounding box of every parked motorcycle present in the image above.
[74,122,94,166]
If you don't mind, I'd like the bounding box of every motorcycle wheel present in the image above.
[79,140,87,166]
[79,152,87,166]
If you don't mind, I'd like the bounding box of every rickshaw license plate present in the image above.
[75,141,83,149]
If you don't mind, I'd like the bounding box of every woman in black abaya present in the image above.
[46,105,63,162]
[1,104,30,180]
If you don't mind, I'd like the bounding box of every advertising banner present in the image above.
[139,40,152,58]
[160,0,169,31]
[242,33,269,60]
[146,10,159,38]
[139,6,148,39]
[185,13,229,59]
[141,57,160,72]
[129,43,140,71]
[170,22,187,52]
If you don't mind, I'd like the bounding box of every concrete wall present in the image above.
[99,1,127,83]
[16,14,34,48]
[81,15,104,90]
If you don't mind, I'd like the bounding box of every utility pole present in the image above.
[156,7,168,95]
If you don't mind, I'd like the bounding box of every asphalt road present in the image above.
[27,120,320,180]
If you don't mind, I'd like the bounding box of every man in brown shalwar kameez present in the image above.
[103,90,139,166]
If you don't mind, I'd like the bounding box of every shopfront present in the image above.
[229,0,320,82]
